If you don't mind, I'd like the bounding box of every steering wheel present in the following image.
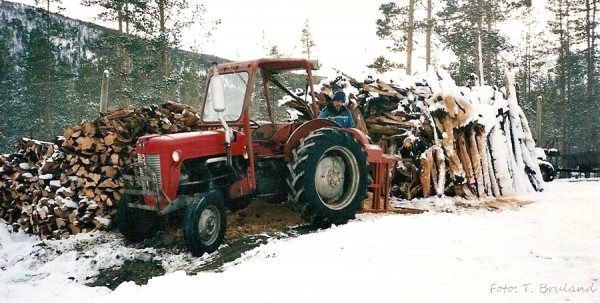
[249,119,260,130]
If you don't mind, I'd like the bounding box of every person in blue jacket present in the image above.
[317,90,355,128]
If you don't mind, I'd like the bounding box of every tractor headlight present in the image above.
[172,150,182,163]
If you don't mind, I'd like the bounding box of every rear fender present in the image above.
[283,119,339,161]
[344,128,384,162]
[283,119,381,162]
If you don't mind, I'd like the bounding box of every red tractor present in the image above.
[119,58,392,256]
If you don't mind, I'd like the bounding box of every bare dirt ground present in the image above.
[225,200,305,240]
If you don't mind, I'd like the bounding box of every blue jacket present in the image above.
[317,102,355,128]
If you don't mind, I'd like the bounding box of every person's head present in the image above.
[331,90,346,110]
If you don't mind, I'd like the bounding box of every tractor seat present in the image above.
[252,123,277,141]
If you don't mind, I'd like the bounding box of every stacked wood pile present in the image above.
[308,69,544,200]
[0,102,200,239]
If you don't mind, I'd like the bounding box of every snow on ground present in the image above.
[1,178,599,303]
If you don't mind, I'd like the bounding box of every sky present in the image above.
[1,178,599,303]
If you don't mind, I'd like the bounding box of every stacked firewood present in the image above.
[308,69,544,200]
[0,102,200,239]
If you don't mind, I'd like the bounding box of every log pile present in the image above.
[0,102,200,239]
[306,69,544,200]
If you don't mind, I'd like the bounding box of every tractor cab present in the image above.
[199,58,322,149]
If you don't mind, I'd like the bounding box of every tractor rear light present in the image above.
[172,150,182,163]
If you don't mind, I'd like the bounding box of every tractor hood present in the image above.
[135,130,246,158]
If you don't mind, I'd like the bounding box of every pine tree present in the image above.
[300,19,316,60]
[514,1,546,138]
[375,2,411,73]
[374,1,436,74]
[367,55,403,73]
[31,0,63,136]
[133,0,213,103]
[0,14,14,148]
[268,45,283,58]
[23,27,56,140]
[83,0,215,104]
[435,0,510,84]
[178,61,202,105]
[81,0,148,107]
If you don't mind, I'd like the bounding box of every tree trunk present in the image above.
[558,0,568,167]
[426,0,432,69]
[407,0,415,75]
[584,0,596,151]
[117,1,131,107]
[485,0,497,84]
[159,0,169,103]
[476,0,485,85]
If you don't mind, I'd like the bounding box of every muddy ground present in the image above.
[88,199,311,290]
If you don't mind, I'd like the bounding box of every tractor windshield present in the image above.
[202,72,249,122]
[249,70,316,124]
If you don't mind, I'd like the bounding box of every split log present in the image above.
[456,129,475,192]
[420,147,434,198]
[468,126,485,197]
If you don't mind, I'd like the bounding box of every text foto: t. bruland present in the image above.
[490,283,597,294]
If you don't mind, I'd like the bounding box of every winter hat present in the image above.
[332,90,346,103]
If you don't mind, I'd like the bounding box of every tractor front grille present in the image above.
[137,153,162,191]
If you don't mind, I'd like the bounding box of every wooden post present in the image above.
[100,70,109,113]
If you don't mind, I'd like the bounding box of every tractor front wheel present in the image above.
[183,192,227,256]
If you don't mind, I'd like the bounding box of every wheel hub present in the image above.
[198,207,218,242]
[316,156,345,200]
[327,167,343,187]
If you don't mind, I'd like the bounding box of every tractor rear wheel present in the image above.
[117,194,158,242]
[287,128,369,227]
[183,192,227,256]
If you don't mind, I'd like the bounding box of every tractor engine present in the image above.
[177,156,246,197]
